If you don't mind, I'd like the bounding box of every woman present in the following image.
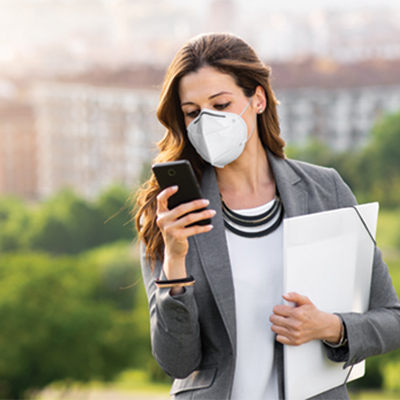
[135,33,400,399]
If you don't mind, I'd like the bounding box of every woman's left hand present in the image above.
[269,292,342,346]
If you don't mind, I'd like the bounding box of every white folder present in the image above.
[283,203,379,400]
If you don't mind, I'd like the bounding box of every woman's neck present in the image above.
[215,139,275,210]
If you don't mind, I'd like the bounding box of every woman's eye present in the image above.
[186,110,200,119]
[214,102,231,111]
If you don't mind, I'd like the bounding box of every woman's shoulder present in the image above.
[283,157,357,208]
[285,157,336,179]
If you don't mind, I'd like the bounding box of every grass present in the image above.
[113,369,171,393]
[36,370,171,400]
[376,208,400,256]
[350,390,400,399]
[376,208,400,298]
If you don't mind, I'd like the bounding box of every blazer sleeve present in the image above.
[324,169,400,368]
[140,242,202,379]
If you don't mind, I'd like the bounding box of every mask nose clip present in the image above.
[193,110,226,125]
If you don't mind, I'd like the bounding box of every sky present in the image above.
[170,0,400,14]
[236,0,400,12]
[2,0,399,10]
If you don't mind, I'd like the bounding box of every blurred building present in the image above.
[0,81,37,199]
[271,58,400,150]
[31,81,163,199]
[0,56,399,200]
[277,85,400,150]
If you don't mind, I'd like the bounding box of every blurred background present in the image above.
[1,0,400,399]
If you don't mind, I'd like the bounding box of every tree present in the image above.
[361,110,400,207]
[26,189,108,254]
[0,196,31,252]
[96,185,136,244]
[0,252,140,399]
[82,240,141,311]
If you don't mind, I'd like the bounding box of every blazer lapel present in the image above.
[267,151,308,218]
[192,166,237,352]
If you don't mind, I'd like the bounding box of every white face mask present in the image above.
[187,98,255,168]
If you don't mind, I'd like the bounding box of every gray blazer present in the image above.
[141,152,400,400]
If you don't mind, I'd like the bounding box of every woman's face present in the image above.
[178,66,264,136]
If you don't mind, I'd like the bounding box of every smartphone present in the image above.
[152,160,211,226]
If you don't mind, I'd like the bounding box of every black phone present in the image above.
[152,160,211,226]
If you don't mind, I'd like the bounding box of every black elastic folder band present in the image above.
[351,206,377,246]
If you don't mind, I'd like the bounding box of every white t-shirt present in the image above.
[226,200,283,400]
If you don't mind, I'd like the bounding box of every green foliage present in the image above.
[0,196,31,252]
[96,185,136,243]
[0,254,140,398]
[0,184,135,255]
[80,242,168,383]
[0,185,165,396]
[351,110,400,208]
[27,189,114,254]
[348,356,383,391]
[383,357,400,392]
[369,110,400,178]
[375,209,400,251]
[82,240,140,311]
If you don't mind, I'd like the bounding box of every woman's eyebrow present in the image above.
[209,91,233,100]
[181,101,195,107]
[181,91,233,107]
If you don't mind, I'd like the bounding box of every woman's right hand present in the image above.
[156,185,216,280]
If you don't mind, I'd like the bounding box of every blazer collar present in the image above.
[267,151,308,218]
[192,152,308,353]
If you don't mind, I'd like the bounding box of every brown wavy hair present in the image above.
[135,32,285,268]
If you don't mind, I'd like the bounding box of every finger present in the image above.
[271,323,298,345]
[160,209,215,240]
[276,334,302,346]
[157,208,215,242]
[170,199,211,220]
[271,322,290,335]
[174,208,216,228]
[271,322,296,338]
[163,220,214,241]
[276,334,291,345]
[270,313,302,332]
[269,314,290,328]
[272,322,304,346]
[272,304,295,317]
[182,223,214,238]
[157,186,179,212]
[283,292,312,307]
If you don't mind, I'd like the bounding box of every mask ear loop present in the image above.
[239,97,257,146]
[238,97,253,117]
[240,115,257,146]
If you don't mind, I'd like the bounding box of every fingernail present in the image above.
[171,185,178,190]
[203,199,210,205]
[209,209,216,215]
